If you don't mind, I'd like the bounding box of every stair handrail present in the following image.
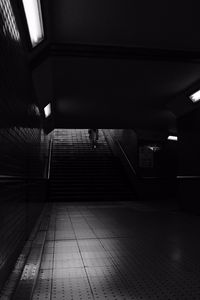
[103,130,137,177]
[47,138,53,179]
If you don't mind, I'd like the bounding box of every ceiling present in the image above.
[52,56,200,130]
[50,0,200,51]
[33,0,200,131]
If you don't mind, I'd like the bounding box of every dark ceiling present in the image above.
[32,0,200,132]
[50,0,200,51]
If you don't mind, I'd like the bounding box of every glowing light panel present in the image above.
[22,0,44,47]
[189,90,200,103]
[168,135,178,141]
[44,103,51,118]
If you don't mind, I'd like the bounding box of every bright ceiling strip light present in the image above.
[22,0,44,47]
[168,135,178,141]
[44,103,51,118]
[189,90,200,103]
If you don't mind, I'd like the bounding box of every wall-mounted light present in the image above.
[22,0,44,47]
[44,103,51,118]
[167,135,178,141]
[147,145,161,152]
[189,90,200,103]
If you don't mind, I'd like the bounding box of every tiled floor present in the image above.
[30,202,200,300]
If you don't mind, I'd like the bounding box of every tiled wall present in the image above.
[0,1,49,289]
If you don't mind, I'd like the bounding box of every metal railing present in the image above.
[47,139,53,179]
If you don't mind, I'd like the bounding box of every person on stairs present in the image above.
[88,129,99,149]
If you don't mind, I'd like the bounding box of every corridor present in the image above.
[1,0,200,299]
[1,129,200,300]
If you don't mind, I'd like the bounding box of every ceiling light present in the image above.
[22,0,44,47]
[167,135,178,141]
[44,103,51,118]
[189,90,200,103]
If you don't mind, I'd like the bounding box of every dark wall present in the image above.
[137,137,178,200]
[105,129,178,201]
[0,2,49,289]
[137,138,178,178]
[178,107,200,176]
[32,58,53,110]
[177,107,200,211]
[106,129,138,172]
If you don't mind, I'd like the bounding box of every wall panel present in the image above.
[0,1,49,289]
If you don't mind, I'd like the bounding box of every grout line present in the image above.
[49,204,56,300]
[67,206,95,300]
[78,205,138,297]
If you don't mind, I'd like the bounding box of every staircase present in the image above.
[48,129,135,201]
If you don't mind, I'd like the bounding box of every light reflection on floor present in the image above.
[32,202,200,300]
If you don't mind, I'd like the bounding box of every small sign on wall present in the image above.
[139,146,154,168]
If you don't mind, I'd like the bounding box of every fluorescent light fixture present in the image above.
[168,135,178,141]
[22,0,44,47]
[44,103,51,118]
[189,90,200,103]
